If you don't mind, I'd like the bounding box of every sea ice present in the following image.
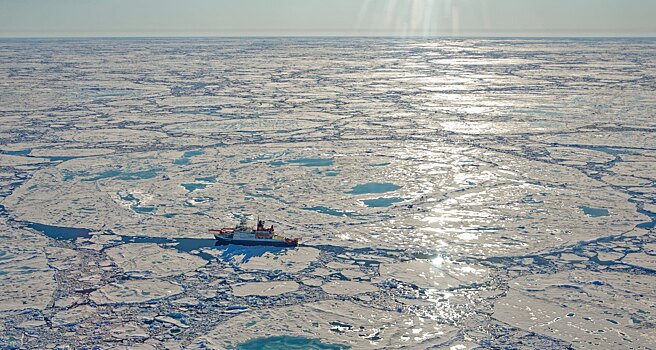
[321,280,378,295]
[90,279,183,305]
[395,259,487,288]
[193,300,458,349]
[238,247,319,273]
[105,243,206,277]
[231,281,300,297]
[494,270,656,349]
[1,37,654,349]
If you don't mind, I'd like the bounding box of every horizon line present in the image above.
[1,34,655,40]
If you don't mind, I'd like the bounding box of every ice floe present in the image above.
[231,281,300,297]
[105,243,206,277]
[90,279,183,305]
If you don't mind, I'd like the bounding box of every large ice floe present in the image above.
[90,279,183,305]
[0,38,655,349]
[231,281,300,297]
[192,300,460,349]
[105,243,206,277]
[494,270,656,349]
[0,223,56,311]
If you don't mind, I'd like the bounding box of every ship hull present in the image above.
[214,234,298,247]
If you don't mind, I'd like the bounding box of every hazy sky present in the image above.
[1,0,654,37]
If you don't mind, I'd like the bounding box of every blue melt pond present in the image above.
[195,176,217,183]
[303,206,357,217]
[288,158,334,167]
[182,183,208,192]
[82,169,159,182]
[48,156,78,162]
[132,206,156,214]
[120,193,136,201]
[183,150,205,158]
[349,182,401,195]
[3,149,31,156]
[26,222,91,241]
[580,206,610,217]
[0,250,11,261]
[362,197,407,208]
[236,336,349,350]
[82,170,122,181]
[174,149,205,165]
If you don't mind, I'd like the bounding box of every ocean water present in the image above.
[0,38,655,349]
[235,336,348,350]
